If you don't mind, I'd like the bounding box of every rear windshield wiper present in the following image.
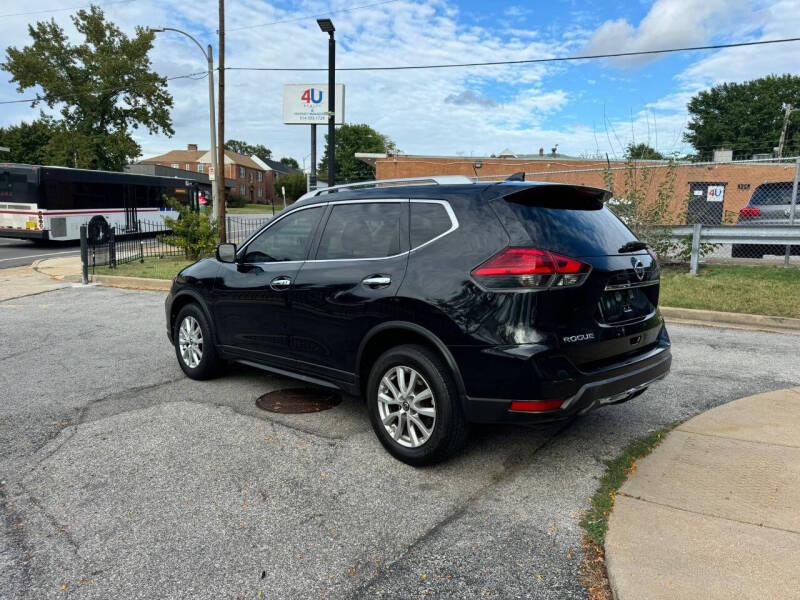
[618,241,648,253]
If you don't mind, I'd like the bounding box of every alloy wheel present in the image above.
[178,315,203,368]
[377,365,436,448]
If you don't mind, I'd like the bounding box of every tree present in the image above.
[2,5,173,171]
[0,119,56,164]
[684,74,800,160]
[625,143,663,160]
[279,157,299,169]
[274,172,307,202]
[318,123,396,184]
[224,139,272,162]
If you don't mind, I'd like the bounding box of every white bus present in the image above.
[0,163,203,243]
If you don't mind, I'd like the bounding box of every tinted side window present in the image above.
[411,202,452,248]
[317,203,404,260]
[243,206,323,263]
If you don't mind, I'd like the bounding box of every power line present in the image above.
[0,0,136,19]
[0,70,207,105]
[225,36,800,72]
[224,0,401,33]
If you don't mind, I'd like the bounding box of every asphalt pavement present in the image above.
[1,286,799,599]
[0,238,81,269]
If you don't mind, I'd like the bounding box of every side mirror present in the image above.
[216,243,237,263]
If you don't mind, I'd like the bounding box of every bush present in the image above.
[274,172,307,202]
[161,198,218,260]
[226,194,247,208]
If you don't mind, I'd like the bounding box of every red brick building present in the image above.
[139,144,277,203]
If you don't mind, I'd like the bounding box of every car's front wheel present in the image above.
[367,344,468,466]
[173,304,222,380]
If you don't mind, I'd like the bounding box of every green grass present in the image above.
[580,426,675,546]
[660,264,800,319]
[226,203,278,214]
[95,256,193,280]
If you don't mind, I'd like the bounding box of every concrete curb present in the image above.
[89,274,172,291]
[660,306,800,334]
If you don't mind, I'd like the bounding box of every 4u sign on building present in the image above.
[282,84,345,125]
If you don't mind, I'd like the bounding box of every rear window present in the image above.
[504,199,638,257]
[749,183,794,206]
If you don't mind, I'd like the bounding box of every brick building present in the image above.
[361,152,798,224]
[139,144,276,203]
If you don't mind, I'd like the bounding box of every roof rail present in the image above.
[298,175,474,200]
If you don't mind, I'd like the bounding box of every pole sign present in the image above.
[283,84,345,125]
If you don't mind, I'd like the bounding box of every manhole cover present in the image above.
[255,388,342,414]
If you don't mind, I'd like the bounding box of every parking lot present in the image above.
[2,285,799,599]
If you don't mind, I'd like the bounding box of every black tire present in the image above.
[173,304,222,380]
[367,344,468,466]
[87,216,110,245]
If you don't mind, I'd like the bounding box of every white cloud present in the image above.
[584,0,750,66]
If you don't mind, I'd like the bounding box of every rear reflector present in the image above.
[739,207,761,217]
[471,247,591,290]
[510,399,565,412]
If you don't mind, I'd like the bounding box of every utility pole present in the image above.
[777,104,794,160]
[217,0,226,243]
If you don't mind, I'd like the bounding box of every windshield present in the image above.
[0,167,38,204]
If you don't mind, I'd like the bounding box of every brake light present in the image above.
[739,207,761,218]
[471,247,591,290]
[510,399,565,412]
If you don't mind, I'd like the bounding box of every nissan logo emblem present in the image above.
[632,258,645,280]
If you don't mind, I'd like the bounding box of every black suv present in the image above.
[166,176,671,465]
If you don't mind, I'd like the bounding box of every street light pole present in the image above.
[151,27,220,222]
[317,19,336,188]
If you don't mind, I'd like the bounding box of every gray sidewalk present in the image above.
[605,387,800,599]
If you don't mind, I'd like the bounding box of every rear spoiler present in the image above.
[498,183,612,210]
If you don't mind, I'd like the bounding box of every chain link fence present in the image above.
[476,156,800,268]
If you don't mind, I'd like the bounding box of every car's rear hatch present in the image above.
[487,183,664,370]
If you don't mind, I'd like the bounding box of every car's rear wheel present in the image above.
[173,304,222,380]
[367,344,468,466]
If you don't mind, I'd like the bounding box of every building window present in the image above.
[197,164,204,173]
[185,163,190,170]
[258,171,263,182]
[249,172,253,183]
[239,184,245,196]
[170,163,179,169]
[239,166,245,178]
[258,187,263,198]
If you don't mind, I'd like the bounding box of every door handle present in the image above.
[270,276,292,291]
[362,275,391,288]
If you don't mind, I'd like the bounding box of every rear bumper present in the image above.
[0,228,48,241]
[461,336,672,424]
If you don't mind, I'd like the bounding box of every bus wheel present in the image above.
[88,216,110,245]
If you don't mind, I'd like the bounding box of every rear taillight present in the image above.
[471,247,591,290]
[739,207,761,218]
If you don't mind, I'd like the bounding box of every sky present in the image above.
[1,0,800,166]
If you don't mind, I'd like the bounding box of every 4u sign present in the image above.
[283,84,345,125]
[301,88,324,104]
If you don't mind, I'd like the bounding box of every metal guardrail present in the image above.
[667,224,800,274]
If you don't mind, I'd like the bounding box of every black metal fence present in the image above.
[84,215,272,271]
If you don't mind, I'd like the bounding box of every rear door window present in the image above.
[316,202,406,260]
[410,201,453,248]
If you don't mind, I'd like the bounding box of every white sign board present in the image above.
[706,185,725,202]
[283,84,345,125]
[208,166,215,181]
